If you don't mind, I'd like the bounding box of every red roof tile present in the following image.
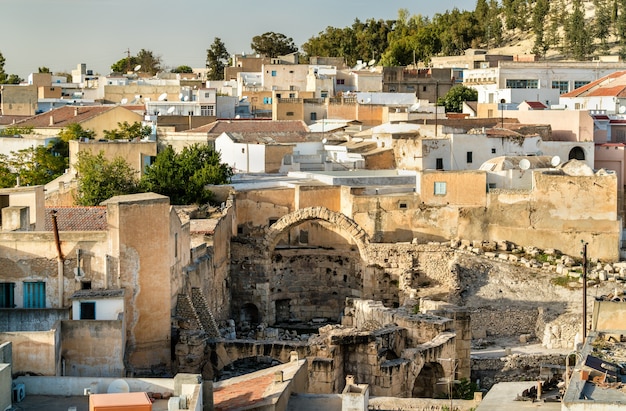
[561,70,626,98]
[213,374,274,411]
[45,207,107,231]
[14,105,117,128]
[189,119,309,134]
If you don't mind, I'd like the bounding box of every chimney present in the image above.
[49,115,54,126]
[74,107,78,116]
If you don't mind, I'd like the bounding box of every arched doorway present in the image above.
[568,146,585,161]
[412,362,445,398]
[240,303,260,326]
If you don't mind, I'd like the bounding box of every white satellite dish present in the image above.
[167,106,175,114]
[134,64,141,72]
[620,105,626,114]
[519,158,531,170]
[179,93,184,100]
[120,98,128,104]
[551,155,561,167]
[107,379,130,393]
[368,59,376,66]
[158,93,168,101]
[183,95,189,102]
[322,138,328,144]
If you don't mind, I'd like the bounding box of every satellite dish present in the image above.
[368,59,376,66]
[107,379,130,393]
[551,155,561,167]
[179,93,184,100]
[620,105,626,114]
[158,93,168,101]
[519,159,531,170]
[322,138,328,144]
[183,95,189,101]
[120,98,128,104]
[167,106,175,114]
[134,64,141,72]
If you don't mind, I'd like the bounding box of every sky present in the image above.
[1,0,476,79]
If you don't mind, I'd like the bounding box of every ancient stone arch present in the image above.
[263,207,370,260]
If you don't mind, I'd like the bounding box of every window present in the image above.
[271,70,277,77]
[487,109,493,117]
[436,158,443,170]
[204,92,211,98]
[299,230,309,244]
[422,86,427,92]
[80,302,96,320]
[241,148,245,154]
[321,91,328,98]
[200,105,214,116]
[467,152,473,163]
[491,148,496,154]
[0,283,15,308]
[434,182,447,195]
[23,281,45,308]
[269,218,278,226]
[289,93,295,98]
[174,233,178,258]
[505,79,538,89]
[310,112,317,121]
[263,97,273,104]
[276,93,282,98]
[551,81,569,94]
[574,80,590,89]
[336,79,345,85]
[286,112,294,116]
[399,202,407,209]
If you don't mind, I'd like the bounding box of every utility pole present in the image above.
[582,241,588,342]
[125,48,132,73]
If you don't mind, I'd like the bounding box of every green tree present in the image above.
[532,0,551,58]
[58,123,96,142]
[0,51,22,84]
[594,0,613,54]
[38,67,51,73]
[0,125,34,136]
[0,154,17,188]
[619,0,626,58]
[171,65,193,73]
[565,0,591,59]
[74,151,139,206]
[111,49,161,75]
[206,37,229,81]
[9,144,68,186]
[140,144,232,205]
[437,85,478,113]
[251,32,298,58]
[103,121,152,140]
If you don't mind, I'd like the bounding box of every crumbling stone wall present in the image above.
[471,308,539,339]
[471,353,566,390]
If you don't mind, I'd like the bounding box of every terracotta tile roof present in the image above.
[561,70,626,98]
[0,115,31,126]
[213,374,274,411]
[45,206,107,231]
[14,105,116,128]
[188,119,309,134]
[522,101,547,109]
[224,131,321,144]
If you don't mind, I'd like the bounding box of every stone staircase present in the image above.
[191,287,220,338]
[175,294,202,330]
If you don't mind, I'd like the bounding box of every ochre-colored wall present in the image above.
[104,194,173,372]
[69,140,156,177]
[1,330,57,375]
[61,320,124,377]
[421,171,487,207]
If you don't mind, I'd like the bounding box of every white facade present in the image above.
[71,297,124,321]
[215,133,267,173]
[464,62,626,106]
[0,135,59,158]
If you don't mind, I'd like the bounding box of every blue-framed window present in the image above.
[23,281,45,308]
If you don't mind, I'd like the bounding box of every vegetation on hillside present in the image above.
[300,1,626,65]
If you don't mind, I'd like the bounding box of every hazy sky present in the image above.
[1,0,476,78]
